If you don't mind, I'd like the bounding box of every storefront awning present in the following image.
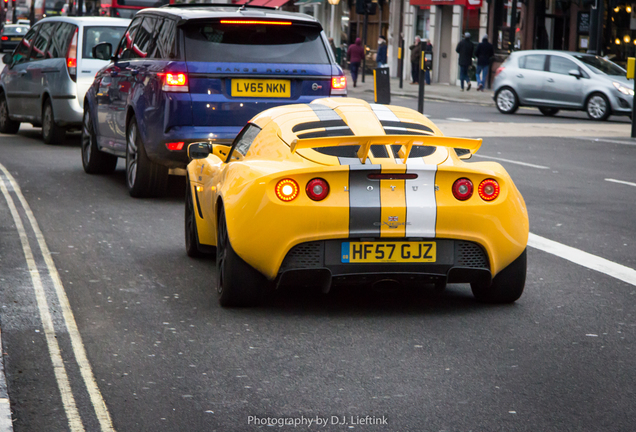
[410,0,482,7]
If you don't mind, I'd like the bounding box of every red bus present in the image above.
[99,0,174,18]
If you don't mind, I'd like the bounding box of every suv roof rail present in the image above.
[161,2,276,10]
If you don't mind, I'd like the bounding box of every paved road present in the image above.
[1,103,636,432]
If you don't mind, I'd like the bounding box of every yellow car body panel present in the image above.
[187,98,529,283]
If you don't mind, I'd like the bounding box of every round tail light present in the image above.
[478,179,500,201]
[452,178,473,201]
[306,178,329,201]
[275,178,299,202]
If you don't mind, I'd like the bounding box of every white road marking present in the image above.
[445,117,473,122]
[528,233,636,287]
[0,164,115,432]
[576,137,636,146]
[605,178,636,188]
[473,154,550,170]
[0,173,85,432]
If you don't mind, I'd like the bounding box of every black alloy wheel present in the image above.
[125,117,169,198]
[0,92,20,134]
[42,99,66,144]
[81,108,118,174]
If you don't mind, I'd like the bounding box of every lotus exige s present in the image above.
[184,98,529,307]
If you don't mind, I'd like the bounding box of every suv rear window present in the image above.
[183,21,329,64]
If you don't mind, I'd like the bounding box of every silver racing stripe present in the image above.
[405,162,437,237]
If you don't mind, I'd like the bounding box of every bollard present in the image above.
[628,57,636,138]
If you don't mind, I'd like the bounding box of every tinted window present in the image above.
[519,54,545,71]
[153,18,176,59]
[12,26,37,64]
[117,16,143,59]
[48,23,75,59]
[30,22,56,60]
[230,124,261,159]
[549,56,577,75]
[129,16,157,59]
[183,22,329,64]
[82,26,127,58]
[573,54,625,76]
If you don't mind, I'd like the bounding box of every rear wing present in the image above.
[287,135,483,164]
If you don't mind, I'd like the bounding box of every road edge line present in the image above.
[0,172,85,432]
[0,164,115,432]
[528,233,636,287]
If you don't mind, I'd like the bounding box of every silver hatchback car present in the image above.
[493,50,633,121]
[0,17,130,143]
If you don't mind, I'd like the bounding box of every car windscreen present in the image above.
[182,21,329,64]
[573,55,625,76]
[83,26,127,58]
[2,25,30,35]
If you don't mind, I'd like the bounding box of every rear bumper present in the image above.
[51,95,83,127]
[145,125,242,168]
[277,239,492,288]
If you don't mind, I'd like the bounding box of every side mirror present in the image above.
[456,148,472,160]
[188,143,211,160]
[92,42,112,61]
[568,69,582,79]
[2,54,12,65]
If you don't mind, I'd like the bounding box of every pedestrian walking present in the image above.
[347,37,365,87]
[375,36,387,68]
[474,35,494,91]
[409,36,422,85]
[455,32,474,91]
[423,39,433,85]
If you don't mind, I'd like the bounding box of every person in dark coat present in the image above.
[376,35,387,68]
[347,37,365,87]
[474,34,494,91]
[409,36,421,85]
[455,32,474,91]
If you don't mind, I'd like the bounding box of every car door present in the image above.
[514,54,548,105]
[543,55,585,108]
[23,21,57,121]
[4,25,38,118]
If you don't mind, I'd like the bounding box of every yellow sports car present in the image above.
[185,98,529,306]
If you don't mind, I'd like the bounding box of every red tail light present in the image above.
[166,142,185,151]
[275,179,299,202]
[306,178,329,201]
[331,76,347,96]
[495,66,504,77]
[161,73,189,92]
[66,28,78,82]
[220,20,292,25]
[1,37,8,41]
[452,178,473,201]
[478,179,500,201]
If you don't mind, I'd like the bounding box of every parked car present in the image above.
[0,24,30,52]
[0,17,130,142]
[184,98,529,307]
[81,4,347,198]
[493,50,633,121]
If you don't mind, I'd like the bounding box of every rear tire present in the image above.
[471,249,526,304]
[125,117,168,198]
[0,93,20,134]
[81,107,118,174]
[216,209,265,307]
[42,99,66,144]
[495,87,519,114]
[586,93,611,121]
[539,107,559,116]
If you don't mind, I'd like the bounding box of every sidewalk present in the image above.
[344,69,495,106]
[0,323,13,432]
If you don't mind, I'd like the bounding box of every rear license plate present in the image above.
[341,242,436,263]
[231,79,291,98]
[11,37,21,41]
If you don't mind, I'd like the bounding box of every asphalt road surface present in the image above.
[1,101,636,432]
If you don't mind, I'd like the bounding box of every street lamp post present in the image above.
[328,0,340,42]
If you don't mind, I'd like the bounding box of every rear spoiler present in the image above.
[287,135,483,164]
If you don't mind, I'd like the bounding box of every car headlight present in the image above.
[613,81,635,96]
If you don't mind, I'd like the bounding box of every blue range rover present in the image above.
[82,4,346,197]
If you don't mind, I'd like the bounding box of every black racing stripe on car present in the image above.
[349,165,382,237]
[292,120,348,132]
[370,145,389,158]
[381,121,434,133]
[297,129,354,139]
[383,128,431,136]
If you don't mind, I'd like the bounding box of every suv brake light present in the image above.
[162,73,189,92]
[331,76,347,96]
[67,28,78,82]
